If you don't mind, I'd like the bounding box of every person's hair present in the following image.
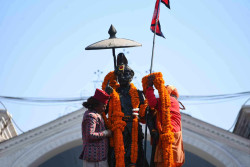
[170,94,178,99]
[82,96,101,110]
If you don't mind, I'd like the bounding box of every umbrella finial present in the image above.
[108,24,117,39]
[85,25,141,50]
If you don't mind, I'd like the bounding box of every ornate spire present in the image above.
[108,24,117,39]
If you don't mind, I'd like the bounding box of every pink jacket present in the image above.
[79,110,108,161]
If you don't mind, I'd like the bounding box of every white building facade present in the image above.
[0,108,249,167]
[0,109,17,142]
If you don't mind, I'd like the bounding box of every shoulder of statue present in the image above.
[137,89,145,104]
[137,89,143,94]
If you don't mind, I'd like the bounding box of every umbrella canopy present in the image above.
[85,25,142,50]
[85,38,142,50]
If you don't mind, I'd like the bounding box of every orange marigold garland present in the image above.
[112,91,127,167]
[142,72,175,167]
[129,83,140,164]
[139,99,148,123]
[102,71,126,167]
[101,71,120,130]
[102,71,146,166]
[101,71,119,91]
[131,117,138,164]
[111,90,126,167]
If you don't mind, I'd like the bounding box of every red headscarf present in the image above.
[93,88,110,104]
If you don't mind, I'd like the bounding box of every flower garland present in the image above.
[142,72,175,167]
[110,90,127,167]
[101,71,119,91]
[101,71,147,166]
[139,99,148,123]
[129,83,140,164]
[102,71,125,167]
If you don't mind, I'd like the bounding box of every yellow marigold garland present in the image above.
[142,72,175,167]
[102,71,147,166]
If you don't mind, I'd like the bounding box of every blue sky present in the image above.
[0,0,249,134]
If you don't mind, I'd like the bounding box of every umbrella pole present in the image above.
[112,48,116,70]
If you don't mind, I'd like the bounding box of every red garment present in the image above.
[93,88,110,104]
[146,87,181,132]
[79,110,108,161]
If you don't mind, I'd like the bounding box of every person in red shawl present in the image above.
[146,75,185,167]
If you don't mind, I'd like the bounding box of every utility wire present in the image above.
[0,101,7,110]
[0,96,88,103]
[11,117,24,133]
[179,91,250,101]
[0,91,249,134]
[0,91,249,104]
[0,115,24,135]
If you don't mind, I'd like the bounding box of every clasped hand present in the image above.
[105,80,113,95]
[147,74,155,88]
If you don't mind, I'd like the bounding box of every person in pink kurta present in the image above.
[79,88,112,167]
[145,75,185,167]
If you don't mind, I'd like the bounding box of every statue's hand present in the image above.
[105,80,113,95]
[147,74,155,87]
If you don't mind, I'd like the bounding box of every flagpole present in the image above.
[144,1,161,166]
[150,0,161,74]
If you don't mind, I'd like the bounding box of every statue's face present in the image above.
[117,69,133,87]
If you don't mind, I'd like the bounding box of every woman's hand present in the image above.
[103,129,112,137]
[147,74,155,88]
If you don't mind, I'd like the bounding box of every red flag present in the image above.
[150,0,170,38]
[161,0,170,9]
[150,0,164,38]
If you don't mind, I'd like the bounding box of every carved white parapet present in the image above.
[181,114,250,153]
[233,105,250,139]
[0,110,17,142]
[0,108,249,167]
[181,114,250,167]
